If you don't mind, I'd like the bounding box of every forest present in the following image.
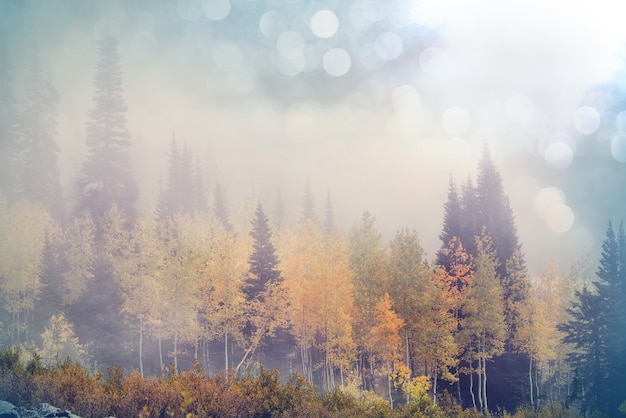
[2,2,626,417]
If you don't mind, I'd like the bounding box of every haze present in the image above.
[4,0,626,272]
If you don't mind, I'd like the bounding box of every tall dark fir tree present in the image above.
[75,35,138,222]
[0,35,20,201]
[245,203,282,301]
[70,35,137,368]
[17,47,63,215]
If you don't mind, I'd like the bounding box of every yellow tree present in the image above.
[0,197,50,344]
[199,221,248,371]
[60,214,95,306]
[418,267,459,405]
[280,221,355,388]
[370,293,404,408]
[279,220,321,383]
[311,232,355,390]
[349,211,388,391]
[388,229,427,371]
[103,211,168,377]
[462,233,506,414]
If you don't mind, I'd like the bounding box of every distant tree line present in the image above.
[0,34,624,417]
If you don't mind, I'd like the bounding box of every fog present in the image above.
[4,0,626,273]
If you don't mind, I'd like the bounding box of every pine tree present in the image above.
[245,203,282,301]
[299,180,317,224]
[460,176,479,257]
[438,177,463,271]
[323,191,336,235]
[239,202,289,372]
[475,146,521,282]
[273,186,285,230]
[75,35,138,222]
[0,35,20,201]
[213,182,233,232]
[559,286,606,414]
[17,46,63,215]
[592,221,624,413]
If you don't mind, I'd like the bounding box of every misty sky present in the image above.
[4,0,626,273]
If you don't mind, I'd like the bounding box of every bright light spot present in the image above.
[259,11,285,38]
[413,0,453,26]
[611,135,626,162]
[359,44,385,71]
[442,106,471,136]
[177,0,203,21]
[348,2,372,30]
[419,47,445,76]
[323,48,351,77]
[276,32,304,59]
[533,186,575,233]
[533,186,565,218]
[375,32,404,60]
[202,0,230,20]
[544,142,574,170]
[545,204,575,234]
[616,111,626,134]
[392,85,421,113]
[276,53,305,76]
[573,106,601,135]
[361,0,388,22]
[310,10,338,38]
[505,94,534,127]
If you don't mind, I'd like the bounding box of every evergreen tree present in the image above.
[158,138,204,219]
[460,176,479,257]
[192,157,208,214]
[474,146,521,282]
[213,182,233,233]
[437,177,463,271]
[273,186,285,230]
[559,286,606,414]
[245,203,282,302]
[592,221,625,412]
[240,202,289,372]
[0,35,20,201]
[299,180,317,224]
[75,35,138,222]
[17,46,63,215]
[323,191,336,235]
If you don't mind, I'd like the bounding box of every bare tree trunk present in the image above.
[477,358,483,413]
[482,356,488,414]
[225,332,229,370]
[388,370,394,410]
[174,328,178,375]
[139,326,144,378]
[433,360,438,405]
[159,336,164,378]
[470,360,477,410]
[529,354,534,410]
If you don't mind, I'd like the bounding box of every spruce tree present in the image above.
[592,221,624,413]
[299,180,317,224]
[273,186,285,230]
[75,35,138,222]
[17,47,63,215]
[323,191,336,235]
[437,177,463,271]
[0,35,20,201]
[213,182,233,232]
[245,203,282,301]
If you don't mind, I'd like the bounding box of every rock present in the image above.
[0,401,19,418]
[0,402,81,418]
